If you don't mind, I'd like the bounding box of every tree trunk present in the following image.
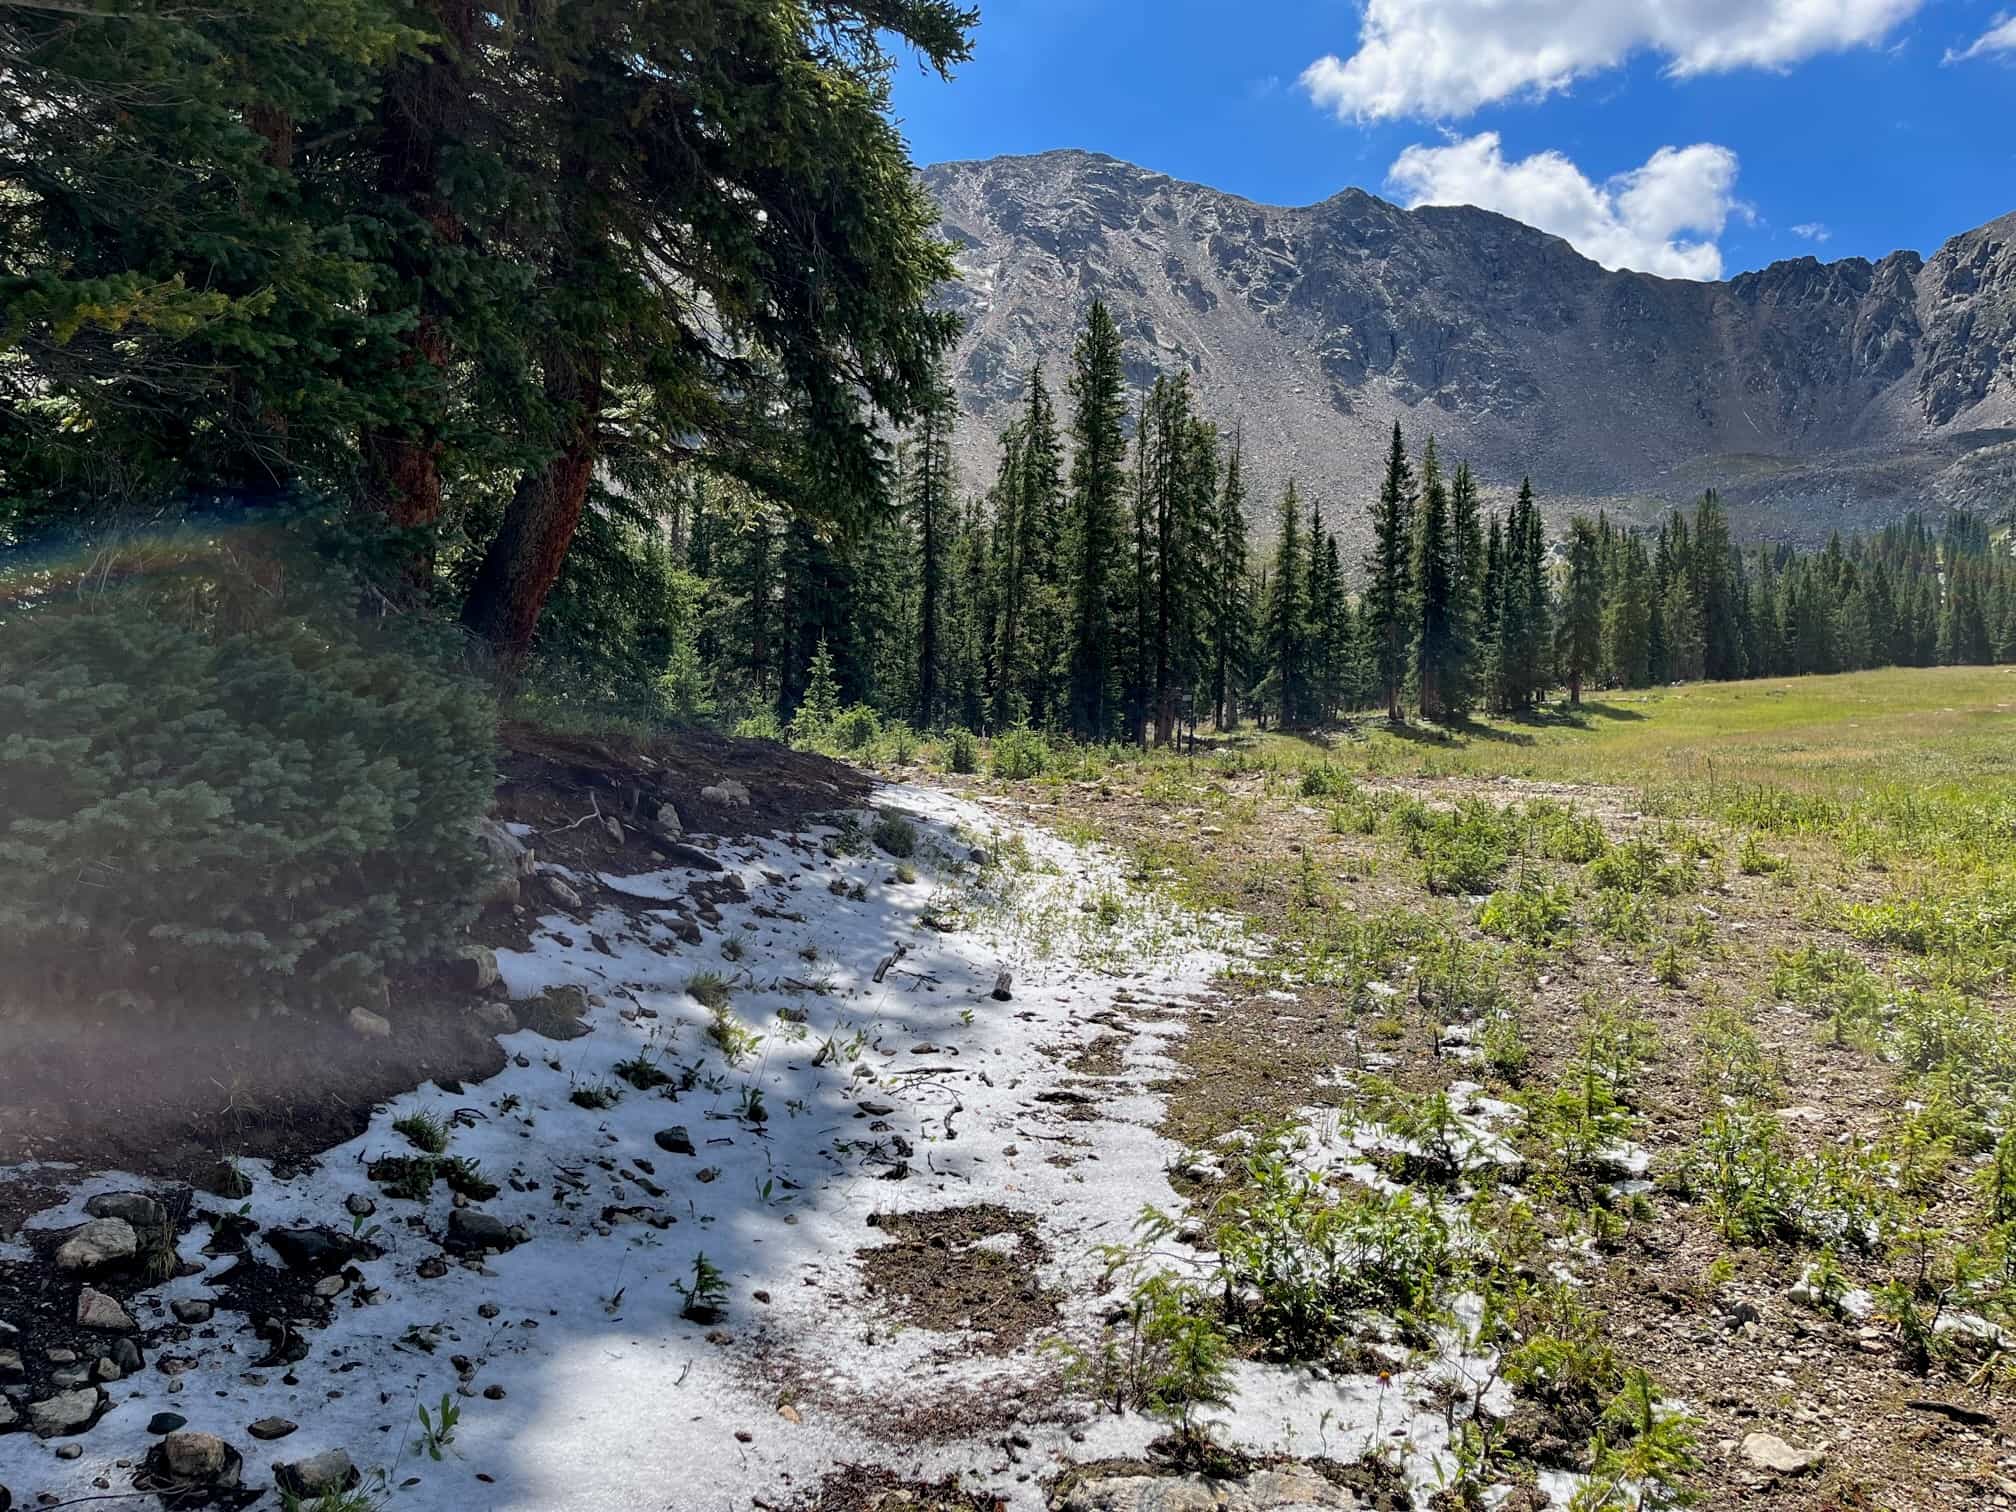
[461,345,605,670]
[359,0,477,558]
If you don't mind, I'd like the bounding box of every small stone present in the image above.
[170,1299,213,1325]
[147,1413,188,1435]
[1739,1431,1824,1474]
[76,1287,136,1332]
[314,1275,347,1298]
[653,1127,696,1157]
[0,1349,22,1380]
[733,1430,753,1444]
[348,1006,392,1040]
[160,1431,236,1482]
[0,1398,14,1430]
[54,1219,137,1274]
[477,1303,500,1319]
[83,1192,168,1235]
[445,1210,519,1254]
[27,1388,101,1438]
[450,945,501,992]
[602,815,624,844]
[471,1000,518,1034]
[93,1356,121,1383]
[248,1418,298,1441]
[654,803,685,840]
[345,1194,376,1219]
[266,1227,354,1273]
[275,1449,358,1499]
[54,1446,81,1462]
[543,874,585,911]
[199,1161,253,1199]
[778,1404,802,1424]
[701,779,751,807]
[109,1339,141,1374]
[483,1385,505,1400]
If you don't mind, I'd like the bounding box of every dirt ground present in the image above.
[970,758,2015,1512]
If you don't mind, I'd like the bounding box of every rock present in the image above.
[198,1161,253,1200]
[170,1298,213,1325]
[54,1218,137,1274]
[602,814,625,845]
[265,1227,358,1273]
[109,1338,142,1374]
[1739,1431,1824,1474]
[474,816,533,910]
[147,1412,188,1435]
[248,1417,298,1441]
[654,803,685,839]
[54,1444,81,1461]
[276,1449,359,1499]
[345,1194,376,1219]
[76,1287,136,1332]
[543,874,585,911]
[27,1388,101,1438]
[84,1192,168,1236]
[701,779,751,807]
[348,1005,392,1039]
[654,1127,697,1157]
[0,1348,22,1379]
[0,1398,14,1430]
[470,1000,518,1034]
[158,1430,239,1484]
[445,1210,519,1254]
[1058,1468,1359,1510]
[451,945,501,992]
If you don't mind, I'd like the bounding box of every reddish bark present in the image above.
[359,0,477,548]
[460,347,606,670]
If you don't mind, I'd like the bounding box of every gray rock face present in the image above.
[54,1218,137,1273]
[926,150,2016,545]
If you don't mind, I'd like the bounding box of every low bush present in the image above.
[990,723,1048,780]
[0,535,494,1017]
[944,727,980,774]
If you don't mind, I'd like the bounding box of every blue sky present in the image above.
[889,0,2016,279]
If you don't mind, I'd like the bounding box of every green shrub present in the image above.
[829,704,880,752]
[871,811,918,857]
[0,550,493,1017]
[990,723,1048,780]
[945,728,979,774]
[1299,764,1353,799]
[1479,882,1575,949]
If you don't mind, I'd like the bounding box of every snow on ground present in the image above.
[1,780,1554,1510]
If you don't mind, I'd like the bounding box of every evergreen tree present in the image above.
[1558,516,1603,704]
[1065,300,1129,740]
[1412,439,1459,723]
[1264,481,1308,728]
[1365,423,1416,722]
[1208,430,1252,728]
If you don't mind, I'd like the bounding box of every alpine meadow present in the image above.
[1,4,2013,1512]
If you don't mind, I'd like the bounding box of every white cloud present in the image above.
[1945,12,2016,62]
[1791,221,1832,242]
[1386,132,1742,280]
[1303,0,1924,120]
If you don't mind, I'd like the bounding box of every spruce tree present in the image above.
[1558,516,1603,704]
[1265,482,1308,728]
[1209,430,1252,729]
[1066,301,1129,740]
[1412,439,1458,723]
[1365,423,1416,723]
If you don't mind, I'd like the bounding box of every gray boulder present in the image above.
[54,1219,136,1274]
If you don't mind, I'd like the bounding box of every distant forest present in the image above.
[559,300,2016,744]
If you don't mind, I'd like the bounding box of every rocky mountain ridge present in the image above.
[924,150,2016,544]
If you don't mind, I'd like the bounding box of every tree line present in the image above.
[634,300,2016,745]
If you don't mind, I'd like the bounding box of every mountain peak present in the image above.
[926,151,2016,544]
